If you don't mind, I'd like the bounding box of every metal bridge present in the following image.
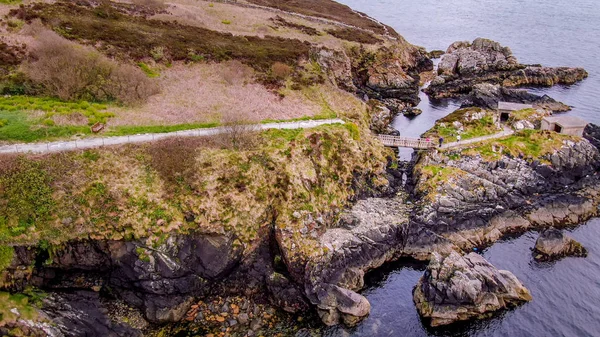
[376,134,437,149]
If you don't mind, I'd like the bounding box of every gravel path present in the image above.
[440,127,515,150]
[0,119,345,154]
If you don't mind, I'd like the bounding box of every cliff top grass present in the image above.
[423,107,502,143]
[0,122,388,260]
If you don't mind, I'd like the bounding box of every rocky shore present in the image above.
[424,38,588,99]
[0,4,597,336]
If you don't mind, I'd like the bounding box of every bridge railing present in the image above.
[376,135,437,149]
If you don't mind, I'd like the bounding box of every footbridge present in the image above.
[377,135,437,149]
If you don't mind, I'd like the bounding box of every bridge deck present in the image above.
[377,135,437,149]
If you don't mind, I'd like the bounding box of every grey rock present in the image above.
[533,228,587,261]
[413,251,531,327]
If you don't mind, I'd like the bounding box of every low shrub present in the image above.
[11,2,311,74]
[21,29,159,104]
[326,28,382,44]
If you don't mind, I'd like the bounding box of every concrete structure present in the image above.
[541,115,588,136]
[497,102,534,122]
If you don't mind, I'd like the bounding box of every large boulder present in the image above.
[426,38,587,98]
[413,251,532,327]
[533,228,587,261]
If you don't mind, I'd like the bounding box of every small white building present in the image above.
[497,102,534,122]
[541,115,588,137]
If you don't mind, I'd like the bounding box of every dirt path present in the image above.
[0,119,344,154]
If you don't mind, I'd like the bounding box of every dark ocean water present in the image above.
[328,1,600,336]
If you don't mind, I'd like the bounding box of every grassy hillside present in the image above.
[0,0,424,145]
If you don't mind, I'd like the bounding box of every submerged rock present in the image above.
[425,38,587,98]
[413,251,532,327]
[533,228,587,261]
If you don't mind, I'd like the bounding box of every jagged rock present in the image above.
[312,47,356,92]
[351,45,431,107]
[425,38,587,98]
[413,251,532,327]
[305,196,411,326]
[368,99,399,135]
[463,83,571,112]
[412,139,600,249]
[533,228,587,261]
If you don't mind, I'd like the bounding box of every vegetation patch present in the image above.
[0,157,54,241]
[246,0,397,37]
[0,290,44,329]
[326,28,382,44]
[415,165,466,199]
[0,96,115,142]
[105,122,220,137]
[137,62,160,78]
[423,107,501,142]
[21,28,158,104]
[0,124,387,253]
[11,1,312,74]
[463,129,576,163]
[0,246,14,272]
[270,15,319,36]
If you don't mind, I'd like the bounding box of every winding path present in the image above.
[0,119,344,155]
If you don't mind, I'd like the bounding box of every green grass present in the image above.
[0,0,21,5]
[0,158,55,241]
[105,122,220,136]
[0,110,91,142]
[0,96,116,142]
[138,62,160,78]
[0,245,14,272]
[221,19,232,25]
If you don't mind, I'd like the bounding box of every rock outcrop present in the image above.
[533,228,587,261]
[425,38,588,98]
[304,196,412,326]
[411,137,600,251]
[413,251,532,327]
[463,83,571,112]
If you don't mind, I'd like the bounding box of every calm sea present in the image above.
[329,1,600,336]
